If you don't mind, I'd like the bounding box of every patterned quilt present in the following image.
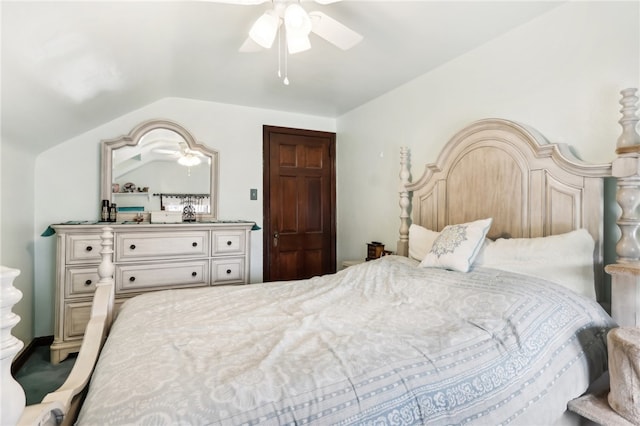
[77,256,613,425]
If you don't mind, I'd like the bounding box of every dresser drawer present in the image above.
[211,230,247,256]
[65,266,100,298]
[66,234,102,264]
[63,299,125,340]
[116,260,209,293]
[115,231,209,262]
[211,257,246,285]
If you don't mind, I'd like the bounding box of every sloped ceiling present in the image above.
[1,1,562,154]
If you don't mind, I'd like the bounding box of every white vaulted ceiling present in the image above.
[1,1,562,153]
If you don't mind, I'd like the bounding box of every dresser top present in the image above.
[48,220,257,234]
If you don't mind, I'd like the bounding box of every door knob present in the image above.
[273,232,279,247]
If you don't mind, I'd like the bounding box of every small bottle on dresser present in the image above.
[101,200,109,222]
[109,203,117,222]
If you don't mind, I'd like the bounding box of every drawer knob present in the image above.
[226,240,232,246]
[226,269,232,274]
[191,271,197,277]
[129,244,136,250]
[129,276,136,282]
[192,242,198,247]
[86,246,93,252]
[84,279,92,286]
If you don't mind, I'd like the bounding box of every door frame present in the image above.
[262,125,337,281]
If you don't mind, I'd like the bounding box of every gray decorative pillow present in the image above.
[419,218,492,272]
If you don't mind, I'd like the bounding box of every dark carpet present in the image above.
[15,346,76,405]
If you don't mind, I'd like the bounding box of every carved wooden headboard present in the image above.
[397,118,612,298]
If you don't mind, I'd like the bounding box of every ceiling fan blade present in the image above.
[308,11,362,50]
[185,150,207,157]
[152,148,180,155]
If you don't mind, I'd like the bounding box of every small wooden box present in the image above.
[367,242,385,261]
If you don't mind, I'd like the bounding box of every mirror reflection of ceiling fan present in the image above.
[153,142,205,167]
[208,0,363,84]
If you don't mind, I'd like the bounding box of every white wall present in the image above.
[33,98,335,336]
[1,139,36,345]
[336,1,639,268]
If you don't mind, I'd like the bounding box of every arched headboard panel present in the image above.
[398,118,611,298]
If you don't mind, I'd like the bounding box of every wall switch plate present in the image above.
[250,188,258,200]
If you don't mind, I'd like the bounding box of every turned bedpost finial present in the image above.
[398,146,411,256]
[616,88,640,154]
[0,266,26,426]
[98,227,114,284]
[612,88,640,262]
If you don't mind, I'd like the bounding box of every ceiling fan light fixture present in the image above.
[178,154,202,167]
[238,0,360,83]
[284,3,311,37]
[287,33,311,54]
[248,10,280,48]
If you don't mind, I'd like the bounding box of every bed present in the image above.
[80,118,618,426]
[5,89,640,425]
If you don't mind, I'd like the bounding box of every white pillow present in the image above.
[408,224,440,261]
[477,228,596,299]
[419,218,493,272]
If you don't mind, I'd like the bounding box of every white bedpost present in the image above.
[0,266,25,426]
[605,88,640,326]
[96,226,115,330]
[17,227,115,426]
[398,146,411,256]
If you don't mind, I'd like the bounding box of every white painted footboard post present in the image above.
[96,226,115,331]
[606,88,640,326]
[17,227,115,426]
[0,266,25,426]
[397,146,411,256]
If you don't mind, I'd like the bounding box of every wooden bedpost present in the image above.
[398,146,411,256]
[0,266,25,426]
[606,88,640,326]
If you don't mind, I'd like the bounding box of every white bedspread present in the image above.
[77,256,613,425]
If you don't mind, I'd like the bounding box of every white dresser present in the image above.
[50,222,253,364]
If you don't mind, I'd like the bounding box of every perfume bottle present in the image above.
[109,203,117,222]
[101,200,110,222]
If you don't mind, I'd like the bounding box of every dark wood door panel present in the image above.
[278,176,299,232]
[276,251,300,281]
[277,143,298,168]
[264,126,336,282]
[305,177,323,231]
[276,244,325,280]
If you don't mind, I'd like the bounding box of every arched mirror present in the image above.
[100,119,219,222]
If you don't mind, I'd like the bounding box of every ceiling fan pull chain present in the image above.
[284,46,289,85]
[277,25,282,79]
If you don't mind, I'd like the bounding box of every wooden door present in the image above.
[263,126,336,281]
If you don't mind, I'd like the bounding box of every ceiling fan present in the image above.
[210,0,363,83]
[153,142,205,167]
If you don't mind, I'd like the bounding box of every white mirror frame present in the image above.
[100,119,219,221]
